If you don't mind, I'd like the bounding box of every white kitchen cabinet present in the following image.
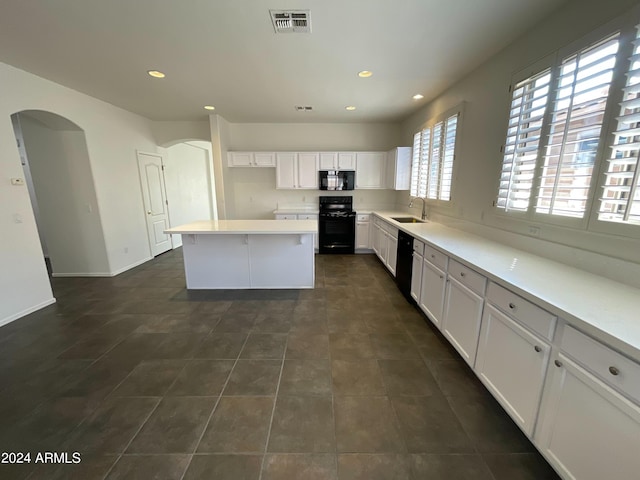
[475,304,551,436]
[228,151,276,167]
[536,352,640,480]
[386,231,398,275]
[372,218,398,275]
[355,214,371,249]
[318,152,356,170]
[385,147,412,190]
[442,275,485,367]
[419,259,447,330]
[410,251,423,302]
[356,152,386,189]
[276,153,319,189]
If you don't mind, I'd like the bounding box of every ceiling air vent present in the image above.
[294,106,313,112]
[270,10,311,33]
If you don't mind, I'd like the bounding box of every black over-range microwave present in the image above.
[319,170,355,190]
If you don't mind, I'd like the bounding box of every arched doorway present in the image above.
[11,110,109,277]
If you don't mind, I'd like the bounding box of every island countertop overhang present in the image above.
[165,219,318,235]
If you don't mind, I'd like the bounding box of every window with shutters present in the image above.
[495,24,640,234]
[410,106,461,201]
[599,25,640,225]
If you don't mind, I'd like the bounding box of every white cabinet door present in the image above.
[536,354,640,480]
[356,152,386,189]
[475,305,550,436]
[276,153,297,189]
[386,232,398,276]
[372,224,381,256]
[419,259,447,329]
[253,152,276,167]
[319,152,337,170]
[410,253,423,302]
[386,147,412,190]
[442,276,484,367]
[228,152,253,167]
[297,153,319,189]
[376,227,388,262]
[338,152,356,170]
[356,221,370,249]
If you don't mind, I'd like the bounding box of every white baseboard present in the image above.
[0,298,57,328]
[51,256,153,278]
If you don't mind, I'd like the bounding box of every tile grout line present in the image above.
[178,327,253,480]
[257,334,289,480]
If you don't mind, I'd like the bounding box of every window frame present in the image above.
[410,103,464,206]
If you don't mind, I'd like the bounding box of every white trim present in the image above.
[0,298,56,328]
[51,256,153,278]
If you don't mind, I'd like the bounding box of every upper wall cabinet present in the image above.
[386,147,412,190]
[319,152,356,170]
[228,152,276,167]
[356,152,386,189]
[276,152,319,189]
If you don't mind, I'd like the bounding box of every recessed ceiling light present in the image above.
[345,106,356,111]
[147,70,166,78]
[412,94,424,100]
[358,70,373,78]
[204,105,215,111]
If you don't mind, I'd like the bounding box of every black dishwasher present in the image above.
[396,230,414,300]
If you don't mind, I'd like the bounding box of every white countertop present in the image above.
[373,211,640,362]
[165,219,318,235]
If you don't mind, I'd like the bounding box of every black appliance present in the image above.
[319,170,355,191]
[318,196,356,254]
[396,230,414,300]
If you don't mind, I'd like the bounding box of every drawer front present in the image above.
[298,214,318,220]
[486,282,556,341]
[356,214,370,222]
[561,325,640,403]
[448,259,486,296]
[413,239,424,255]
[275,214,297,220]
[423,245,448,271]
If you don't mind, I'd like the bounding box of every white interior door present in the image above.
[137,152,172,256]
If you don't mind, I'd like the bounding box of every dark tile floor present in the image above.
[0,250,560,480]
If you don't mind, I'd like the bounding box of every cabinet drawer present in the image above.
[275,214,297,220]
[423,245,448,270]
[561,325,640,402]
[448,259,486,296]
[486,282,556,341]
[298,214,318,220]
[356,214,370,222]
[413,239,424,255]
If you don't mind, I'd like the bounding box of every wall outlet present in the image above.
[528,226,541,237]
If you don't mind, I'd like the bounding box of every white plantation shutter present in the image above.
[536,34,620,218]
[599,25,640,225]
[441,114,458,201]
[410,132,421,197]
[409,109,461,201]
[497,70,551,212]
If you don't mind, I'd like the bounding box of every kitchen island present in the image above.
[164,219,317,289]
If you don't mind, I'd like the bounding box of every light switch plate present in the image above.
[11,178,25,185]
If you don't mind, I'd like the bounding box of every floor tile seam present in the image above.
[257,336,290,480]
[103,396,164,480]
[477,453,501,480]
[185,331,252,476]
[441,395,483,456]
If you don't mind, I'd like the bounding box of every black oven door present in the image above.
[319,213,355,254]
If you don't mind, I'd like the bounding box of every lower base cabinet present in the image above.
[475,305,550,436]
[442,276,484,367]
[418,259,447,329]
[535,353,640,480]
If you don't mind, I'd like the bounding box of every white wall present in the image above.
[223,122,403,218]
[0,61,158,325]
[398,0,640,280]
[151,120,210,147]
[19,113,110,275]
[163,141,215,248]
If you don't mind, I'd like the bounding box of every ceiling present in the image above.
[0,0,568,123]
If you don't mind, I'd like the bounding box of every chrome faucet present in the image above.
[409,197,427,220]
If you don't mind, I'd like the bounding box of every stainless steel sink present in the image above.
[391,217,425,223]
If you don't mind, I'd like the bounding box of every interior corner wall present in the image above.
[0,61,159,325]
[224,122,403,219]
[398,0,640,269]
[20,115,110,275]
